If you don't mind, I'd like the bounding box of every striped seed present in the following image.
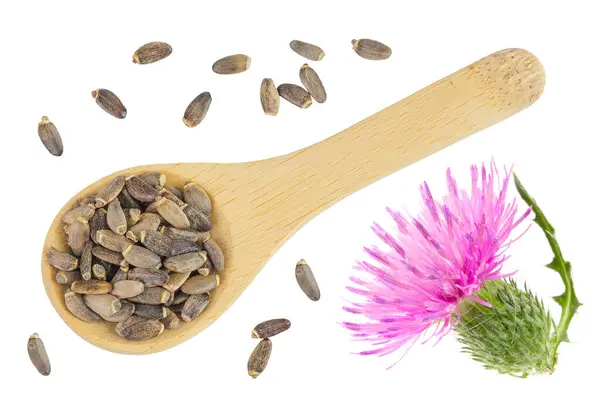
[92,245,128,268]
[183,92,212,128]
[289,40,325,61]
[95,176,125,208]
[295,259,320,301]
[165,251,207,273]
[67,218,90,256]
[90,208,109,244]
[128,268,169,287]
[125,175,159,203]
[64,290,101,322]
[28,333,51,376]
[203,239,224,272]
[260,78,280,116]
[55,270,81,285]
[351,38,392,60]
[120,319,164,341]
[128,287,170,305]
[163,227,199,242]
[38,116,63,157]
[181,274,219,295]
[299,64,327,103]
[278,84,312,109]
[92,88,127,119]
[71,280,112,295]
[247,338,272,379]
[101,301,135,322]
[156,197,190,229]
[45,247,78,271]
[79,242,93,280]
[170,239,201,256]
[126,213,161,242]
[62,204,95,225]
[183,181,212,216]
[107,198,127,235]
[122,245,161,269]
[181,293,209,322]
[252,318,291,339]
[133,41,172,64]
[134,304,167,319]
[162,271,191,292]
[140,229,172,257]
[97,230,133,252]
[181,204,211,231]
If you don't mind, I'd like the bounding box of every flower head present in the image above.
[342,161,531,361]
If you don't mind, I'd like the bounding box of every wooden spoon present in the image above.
[42,48,545,354]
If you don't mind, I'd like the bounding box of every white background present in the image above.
[0,0,598,398]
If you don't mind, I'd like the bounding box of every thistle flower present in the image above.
[342,162,531,360]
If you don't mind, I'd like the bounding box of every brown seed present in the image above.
[156,197,190,229]
[299,64,327,104]
[164,185,183,200]
[92,88,127,119]
[183,181,212,216]
[38,116,63,157]
[289,40,325,61]
[351,38,392,60]
[55,270,81,285]
[101,301,135,322]
[92,264,107,280]
[139,172,167,188]
[84,294,121,316]
[140,229,172,257]
[95,176,126,208]
[170,239,201,256]
[92,245,128,268]
[134,304,167,319]
[107,199,127,235]
[111,280,145,299]
[181,204,211,231]
[122,245,161,269]
[295,259,320,301]
[64,289,101,322]
[126,213,161,242]
[125,175,159,203]
[67,218,90,256]
[125,208,142,227]
[90,208,109,244]
[115,315,147,336]
[78,242,92,280]
[96,229,134,252]
[163,227,199,242]
[161,309,180,329]
[278,84,312,109]
[71,280,112,295]
[120,319,164,341]
[117,187,140,209]
[181,274,219,295]
[251,318,291,339]
[212,54,251,74]
[110,268,129,284]
[128,268,169,287]
[46,248,78,271]
[162,271,191,292]
[171,291,190,305]
[157,188,186,207]
[165,251,207,273]
[133,41,172,64]
[62,204,95,225]
[203,239,224,272]
[247,338,272,379]
[129,287,170,305]
[181,293,209,322]
[260,78,280,116]
[183,92,212,128]
[28,333,51,376]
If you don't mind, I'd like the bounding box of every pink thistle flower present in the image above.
[342,161,531,362]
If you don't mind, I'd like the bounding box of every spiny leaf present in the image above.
[514,174,580,369]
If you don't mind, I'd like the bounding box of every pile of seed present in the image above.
[247,318,291,379]
[45,172,224,341]
[38,39,392,156]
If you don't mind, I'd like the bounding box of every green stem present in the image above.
[514,174,581,368]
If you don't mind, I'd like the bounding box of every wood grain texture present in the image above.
[42,48,545,354]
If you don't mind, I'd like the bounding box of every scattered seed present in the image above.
[165,251,207,273]
[295,259,320,301]
[161,309,180,329]
[84,294,122,316]
[156,197,190,229]
[170,239,201,256]
[55,270,81,285]
[278,84,312,109]
[299,64,327,103]
[115,315,147,336]
[111,280,145,299]
[71,280,112,295]
[260,78,280,116]
[92,88,127,119]
[183,92,212,128]
[65,289,101,322]
[181,293,209,322]
[247,338,272,379]
[107,199,127,235]
[101,301,135,322]
[351,38,392,60]
[171,291,190,306]
[67,218,90,256]
[212,54,251,74]
[140,172,167,188]
[90,208,109,244]
[128,268,169,287]
[28,333,51,376]
[162,271,191,292]
[46,247,78,271]
[133,41,172,64]
[122,245,162,269]
[163,227,199,242]
[127,213,161,242]
[92,245,128,268]
[289,40,325,61]
[129,287,170,305]
[203,239,224,272]
[140,229,172,257]
[252,318,291,339]
[117,187,140,209]
[134,304,167,319]
[97,229,134,252]
[37,116,63,157]
[181,204,211,231]
[120,318,164,341]
[181,274,219,295]
[62,204,95,225]
[183,181,212,216]
[125,175,159,203]
[95,176,126,208]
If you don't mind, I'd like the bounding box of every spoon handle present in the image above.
[277,48,544,218]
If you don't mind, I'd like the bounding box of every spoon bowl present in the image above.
[42,48,545,354]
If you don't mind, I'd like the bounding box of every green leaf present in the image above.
[514,174,581,369]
